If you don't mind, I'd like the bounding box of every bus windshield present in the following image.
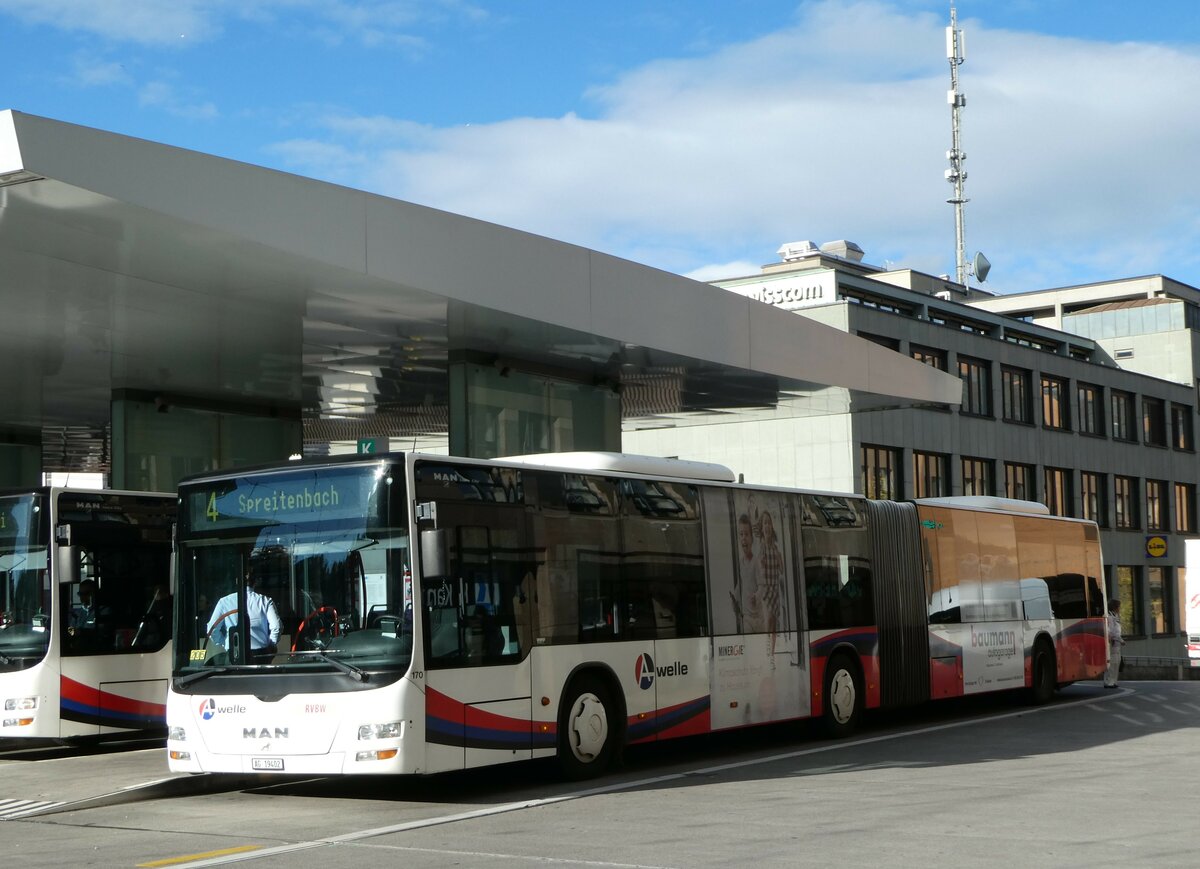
[174,462,413,678]
[0,494,50,672]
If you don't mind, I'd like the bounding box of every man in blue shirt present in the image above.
[207,569,282,664]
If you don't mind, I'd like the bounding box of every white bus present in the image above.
[166,452,1106,778]
[0,488,175,740]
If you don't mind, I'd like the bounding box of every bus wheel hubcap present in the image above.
[570,693,608,761]
[829,670,855,723]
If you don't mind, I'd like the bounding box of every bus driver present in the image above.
[207,566,281,664]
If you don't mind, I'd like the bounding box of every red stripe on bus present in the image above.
[60,676,166,717]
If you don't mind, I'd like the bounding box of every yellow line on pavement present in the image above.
[137,845,262,867]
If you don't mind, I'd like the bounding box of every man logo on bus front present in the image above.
[635,652,655,690]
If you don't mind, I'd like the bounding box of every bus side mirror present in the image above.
[420,528,448,579]
[57,544,79,587]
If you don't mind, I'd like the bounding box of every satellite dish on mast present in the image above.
[972,251,991,283]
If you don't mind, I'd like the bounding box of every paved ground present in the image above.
[3,680,1198,868]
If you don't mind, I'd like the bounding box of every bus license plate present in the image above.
[252,757,284,771]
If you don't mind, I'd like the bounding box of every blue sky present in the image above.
[2,1,1199,294]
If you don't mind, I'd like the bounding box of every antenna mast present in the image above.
[946,6,968,285]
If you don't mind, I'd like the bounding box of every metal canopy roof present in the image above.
[0,110,961,471]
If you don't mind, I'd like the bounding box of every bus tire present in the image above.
[558,674,616,780]
[1029,640,1057,705]
[822,653,863,738]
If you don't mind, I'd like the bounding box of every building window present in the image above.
[1076,383,1104,436]
[1001,367,1033,424]
[1081,472,1107,527]
[912,346,950,410]
[1115,475,1139,530]
[913,451,948,498]
[1044,467,1072,517]
[861,445,901,500]
[1111,391,1135,441]
[1143,396,1166,447]
[958,356,992,416]
[1041,375,1070,430]
[961,457,993,497]
[859,332,900,351]
[1148,566,1169,635]
[1146,479,1168,531]
[1175,483,1195,533]
[1171,403,1194,451]
[912,345,947,370]
[1116,566,1140,637]
[1005,462,1035,501]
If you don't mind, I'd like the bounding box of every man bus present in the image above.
[166,451,1105,778]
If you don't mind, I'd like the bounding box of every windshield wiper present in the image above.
[175,666,231,687]
[305,651,368,682]
[0,652,11,666]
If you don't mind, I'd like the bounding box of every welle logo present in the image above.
[634,652,689,690]
[198,698,247,720]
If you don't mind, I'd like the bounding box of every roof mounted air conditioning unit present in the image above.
[777,241,820,262]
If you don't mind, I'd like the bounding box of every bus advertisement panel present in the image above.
[166,453,1105,779]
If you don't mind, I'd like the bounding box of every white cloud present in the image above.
[138,81,218,120]
[69,53,132,87]
[685,260,763,282]
[271,1,1200,291]
[0,0,486,48]
[0,0,218,45]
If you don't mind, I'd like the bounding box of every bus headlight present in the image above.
[355,749,399,762]
[357,721,404,740]
[4,697,38,710]
[168,726,187,742]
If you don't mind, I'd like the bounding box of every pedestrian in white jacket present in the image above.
[1104,598,1125,689]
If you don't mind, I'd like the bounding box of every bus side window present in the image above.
[650,582,677,636]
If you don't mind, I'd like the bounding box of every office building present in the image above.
[626,241,1197,657]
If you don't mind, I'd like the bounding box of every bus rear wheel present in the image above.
[1029,641,1057,705]
[557,675,617,780]
[822,653,862,738]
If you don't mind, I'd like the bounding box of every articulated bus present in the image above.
[166,451,1106,778]
[0,488,175,740]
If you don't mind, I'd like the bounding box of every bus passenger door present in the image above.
[56,540,102,738]
[57,541,169,736]
[421,519,533,773]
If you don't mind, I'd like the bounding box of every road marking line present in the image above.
[137,845,262,866]
[0,799,66,820]
[347,841,675,868]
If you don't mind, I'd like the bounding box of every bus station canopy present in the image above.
[0,110,960,470]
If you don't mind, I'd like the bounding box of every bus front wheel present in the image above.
[822,653,863,738]
[558,675,616,780]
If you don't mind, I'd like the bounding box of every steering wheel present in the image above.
[206,608,239,641]
[291,606,340,652]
